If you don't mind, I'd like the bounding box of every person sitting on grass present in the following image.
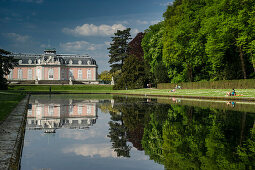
[169,88,176,92]
[231,89,236,96]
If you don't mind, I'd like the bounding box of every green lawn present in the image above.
[8,85,255,98]
[0,91,25,121]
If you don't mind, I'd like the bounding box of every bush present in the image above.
[157,79,255,89]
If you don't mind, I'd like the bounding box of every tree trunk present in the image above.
[239,46,247,79]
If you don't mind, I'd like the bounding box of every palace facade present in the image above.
[6,49,99,84]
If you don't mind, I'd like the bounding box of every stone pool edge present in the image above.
[0,95,30,170]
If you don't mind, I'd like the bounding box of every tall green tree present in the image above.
[0,49,17,90]
[142,22,170,84]
[114,32,151,89]
[108,28,131,73]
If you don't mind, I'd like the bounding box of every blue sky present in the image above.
[0,0,172,72]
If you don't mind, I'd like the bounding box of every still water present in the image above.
[21,95,255,170]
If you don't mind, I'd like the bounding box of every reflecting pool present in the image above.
[21,95,255,170]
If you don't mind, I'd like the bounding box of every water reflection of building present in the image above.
[27,97,98,131]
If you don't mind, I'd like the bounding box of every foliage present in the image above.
[108,28,131,73]
[114,32,152,89]
[142,103,255,169]
[142,23,170,84]
[99,70,112,84]
[141,0,255,83]
[0,49,17,90]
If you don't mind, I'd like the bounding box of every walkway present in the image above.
[0,95,29,170]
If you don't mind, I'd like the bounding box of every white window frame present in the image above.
[48,68,54,80]
[28,69,33,80]
[78,105,83,115]
[18,69,23,80]
[87,69,91,80]
[48,105,54,115]
[87,105,91,114]
[27,109,32,115]
[78,70,82,80]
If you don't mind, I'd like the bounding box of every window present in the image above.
[48,68,53,80]
[28,59,32,64]
[28,69,32,80]
[27,109,32,115]
[87,105,91,114]
[78,70,82,79]
[48,105,54,115]
[87,69,91,80]
[78,105,83,115]
[18,69,23,80]
[78,60,82,65]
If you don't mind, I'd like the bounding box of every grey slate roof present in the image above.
[9,50,97,66]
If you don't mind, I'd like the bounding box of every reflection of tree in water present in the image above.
[142,104,255,169]
[108,111,131,157]
[106,96,167,157]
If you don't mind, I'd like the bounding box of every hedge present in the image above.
[157,79,255,89]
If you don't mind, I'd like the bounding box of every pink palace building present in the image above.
[6,48,99,84]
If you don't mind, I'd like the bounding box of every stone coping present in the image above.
[0,95,29,170]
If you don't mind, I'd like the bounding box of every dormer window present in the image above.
[69,60,73,65]
[87,60,91,65]
[78,60,82,65]
[28,59,32,64]
[19,60,22,65]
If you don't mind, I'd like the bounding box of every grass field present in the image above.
[0,91,25,121]
[8,85,255,98]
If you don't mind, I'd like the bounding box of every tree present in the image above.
[99,70,112,84]
[0,49,17,90]
[142,22,170,84]
[114,32,152,89]
[108,28,131,73]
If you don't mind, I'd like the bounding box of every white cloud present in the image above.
[63,24,127,37]
[60,41,106,53]
[150,20,161,25]
[62,144,117,158]
[4,33,30,42]
[160,2,173,6]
